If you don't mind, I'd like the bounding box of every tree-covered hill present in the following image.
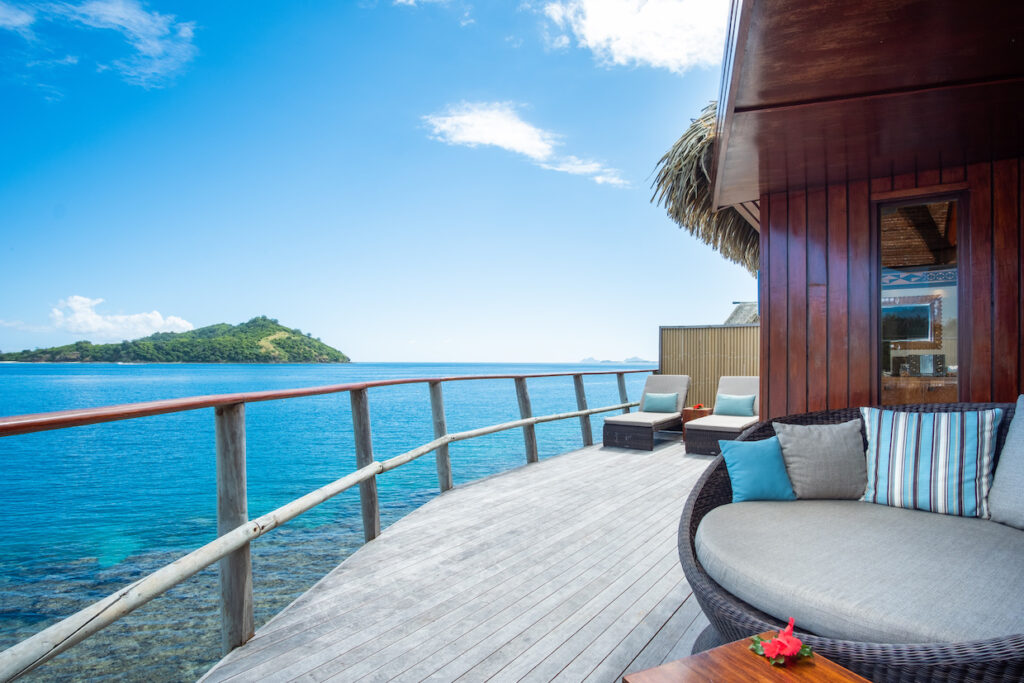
[0,317,350,363]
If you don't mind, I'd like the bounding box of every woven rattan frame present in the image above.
[678,402,1024,682]
[684,425,744,455]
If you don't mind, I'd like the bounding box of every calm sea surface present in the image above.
[0,362,651,681]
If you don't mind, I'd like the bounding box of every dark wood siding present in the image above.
[759,156,1024,419]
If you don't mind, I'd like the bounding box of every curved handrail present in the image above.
[0,368,655,680]
[0,369,653,437]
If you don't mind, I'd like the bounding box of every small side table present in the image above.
[681,407,712,435]
[622,632,868,682]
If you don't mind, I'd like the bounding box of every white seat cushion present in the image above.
[696,500,1024,643]
[685,415,759,432]
[605,411,681,428]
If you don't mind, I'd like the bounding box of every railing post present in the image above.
[616,372,630,414]
[514,377,539,463]
[349,388,380,542]
[429,381,453,492]
[215,402,254,655]
[573,374,594,446]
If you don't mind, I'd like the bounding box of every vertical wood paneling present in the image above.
[806,187,829,412]
[768,191,789,418]
[787,189,808,414]
[917,167,941,187]
[941,163,967,184]
[992,159,1019,402]
[758,156,1024,415]
[871,176,893,194]
[847,179,872,406]
[967,162,993,401]
[1020,159,1024,397]
[759,194,771,419]
[892,171,917,191]
[826,182,849,409]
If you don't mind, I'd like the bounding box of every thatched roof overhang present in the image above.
[652,102,760,274]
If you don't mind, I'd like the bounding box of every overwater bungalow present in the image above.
[2,0,1023,681]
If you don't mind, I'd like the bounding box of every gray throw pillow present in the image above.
[772,420,867,499]
[988,395,1024,529]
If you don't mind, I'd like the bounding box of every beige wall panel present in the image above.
[659,325,760,409]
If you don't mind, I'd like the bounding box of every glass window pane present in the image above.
[880,199,959,405]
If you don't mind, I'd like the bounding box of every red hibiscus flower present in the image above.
[761,638,783,659]
[750,618,811,666]
[775,618,803,656]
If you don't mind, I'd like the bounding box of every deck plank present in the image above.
[201,440,711,683]
[227,452,663,653]
[624,591,704,673]
[212,457,679,678]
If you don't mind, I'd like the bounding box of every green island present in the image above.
[0,316,350,363]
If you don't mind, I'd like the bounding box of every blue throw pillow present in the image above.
[642,392,678,413]
[721,437,797,503]
[861,407,1005,518]
[714,393,756,417]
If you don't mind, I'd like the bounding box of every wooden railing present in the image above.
[0,368,653,681]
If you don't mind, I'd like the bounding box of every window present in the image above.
[879,199,959,405]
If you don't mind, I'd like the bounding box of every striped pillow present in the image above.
[860,407,1005,518]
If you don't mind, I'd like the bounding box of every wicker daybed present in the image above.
[678,402,1024,682]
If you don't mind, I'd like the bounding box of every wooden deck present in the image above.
[201,439,712,683]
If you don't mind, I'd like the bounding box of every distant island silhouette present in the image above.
[0,316,350,363]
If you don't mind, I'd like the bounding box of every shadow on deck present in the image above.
[201,440,713,682]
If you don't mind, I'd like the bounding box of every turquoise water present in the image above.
[0,362,650,680]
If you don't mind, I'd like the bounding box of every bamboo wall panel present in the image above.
[659,325,760,409]
[759,155,1023,419]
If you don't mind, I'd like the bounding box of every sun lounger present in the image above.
[683,376,759,455]
[602,375,690,450]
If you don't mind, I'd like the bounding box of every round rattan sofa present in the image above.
[678,402,1024,682]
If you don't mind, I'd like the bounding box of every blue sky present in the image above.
[0,0,755,362]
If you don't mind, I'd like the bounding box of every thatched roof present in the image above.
[724,302,759,325]
[652,101,759,274]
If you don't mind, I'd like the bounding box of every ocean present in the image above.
[0,362,651,681]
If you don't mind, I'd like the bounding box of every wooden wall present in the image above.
[758,157,1023,419]
[660,325,760,409]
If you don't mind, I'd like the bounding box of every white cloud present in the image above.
[27,54,79,67]
[543,0,728,73]
[548,33,570,49]
[425,101,557,161]
[0,1,34,37]
[424,101,627,186]
[50,295,193,341]
[48,0,197,86]
[541,155,628,186]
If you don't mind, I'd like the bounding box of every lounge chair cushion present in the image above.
[642,392,678,413]
[714,393,756,416]
[684,415,759,432]
[695,500,1024,644]
[639,375,689,412]
[773,420,867,499]
[989,395,1024,529]
[604,411,681,428]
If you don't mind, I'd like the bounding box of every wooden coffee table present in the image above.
[622,632,869,682]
